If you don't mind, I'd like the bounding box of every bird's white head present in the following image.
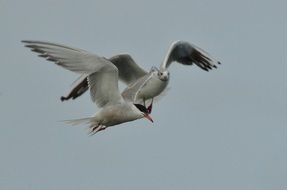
[150,66,169,81]
[157,70,169,81]
[133,104,153,123]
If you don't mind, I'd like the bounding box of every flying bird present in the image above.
[59,40,220,112]
[22,40,153,135]
[22,40,220,134]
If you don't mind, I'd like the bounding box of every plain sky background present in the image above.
[1,0,287,189]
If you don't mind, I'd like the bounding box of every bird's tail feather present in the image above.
[62,117,105,135]
[63,117,93,126]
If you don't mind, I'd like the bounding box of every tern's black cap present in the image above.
[134,104,148,114]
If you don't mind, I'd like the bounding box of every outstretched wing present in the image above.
[22,40,123,107]
[160,40,221,71]
[59,54,148,102]
[61,74,89,101]
[109,54,147,85]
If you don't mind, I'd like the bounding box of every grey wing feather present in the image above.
[22,40,123,107]
[22,40,108,74]
[109,54,147,85]
[56,54,148,102]
[160,40,220,71]
[61,74,89,101]
[188,44,221,71]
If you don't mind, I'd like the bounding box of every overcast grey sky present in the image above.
[1,0,287,189]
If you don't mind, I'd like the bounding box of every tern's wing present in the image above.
[55,54,148,102]
[121,72,153,103]
[61,74,89,101]
[22,40,123,107]
[109,54,147,86]
[160,40,221,71]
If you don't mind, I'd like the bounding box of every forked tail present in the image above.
[63,117,105,135]
[63,117,93,126]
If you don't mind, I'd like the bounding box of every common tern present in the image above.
[22,40,153,135]
[59,40,220,112]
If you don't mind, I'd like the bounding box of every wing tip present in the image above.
[21,40,33,44]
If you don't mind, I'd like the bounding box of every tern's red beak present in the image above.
[144,114,153,123]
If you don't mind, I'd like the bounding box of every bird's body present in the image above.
[22,40,220,134]
[66,102,149,134]
[121,68,169,103]
[22,40,153,134]
[92,102,144,127]
[133,72,169,101]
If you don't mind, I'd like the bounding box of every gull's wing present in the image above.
[109,54,147,85]
[160,40,221,71]
[22,40,123,107]
[61,74,89,101]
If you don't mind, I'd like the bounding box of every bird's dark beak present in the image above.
[144,114,153,123]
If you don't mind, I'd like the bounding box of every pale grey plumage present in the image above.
[22,40,123,108]
[109,54,147,85]
[22,40,154,134]
[22,40,220,131]
[160,40,220,71]
[56,40,220,105]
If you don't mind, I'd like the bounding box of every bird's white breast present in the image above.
[94,103,142,127]
[136,72,169,100]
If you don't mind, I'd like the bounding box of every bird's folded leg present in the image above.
[89,124,106,136]
[147,98,153,114]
